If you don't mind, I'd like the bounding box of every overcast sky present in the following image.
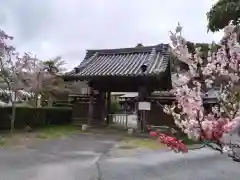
[1,0,221,70]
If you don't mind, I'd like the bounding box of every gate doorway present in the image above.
[109,92,138,129]
[63,44,172,130]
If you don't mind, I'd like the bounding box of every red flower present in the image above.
[149,131,188,153]
[149,131,157,137]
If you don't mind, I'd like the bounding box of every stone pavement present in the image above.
[0,133,121,180]
[97,148,240,180]
[0,132,239,180]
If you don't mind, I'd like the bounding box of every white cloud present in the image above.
[0,0,221,70]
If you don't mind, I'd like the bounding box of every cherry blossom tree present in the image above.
[0,29,69,131]
[149,23,240,161]
[19,59,69,107]
[0,30,36,132]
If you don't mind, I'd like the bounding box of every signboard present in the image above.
[138,101,151,111]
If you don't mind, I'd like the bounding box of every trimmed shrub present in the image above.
[0,107,72,130]
[110,100,120,114]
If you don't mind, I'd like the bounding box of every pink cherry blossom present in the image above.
[151,23,240,157]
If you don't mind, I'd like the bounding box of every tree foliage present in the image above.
[18,60,69,107]
[0,30,38,131]
[207,0,240,32]
[0,28,68,130]
[43,56,66,74]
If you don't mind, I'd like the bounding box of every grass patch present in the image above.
[130,139,165,150]
[120,135,200,151]
[36,125,81,139]
[122,137,166,150]
[0,125,83,147]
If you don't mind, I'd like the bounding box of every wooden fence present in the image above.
[109,113,137,129]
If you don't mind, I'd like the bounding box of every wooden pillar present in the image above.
[95,91,101,125]
[138,86,147,132]
[102,92,106,124]
[106,91,111,125]
[124,98,128,129]
[98,90,106,125]
[88,86,94,126]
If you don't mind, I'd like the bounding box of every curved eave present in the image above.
[62,70,167,81]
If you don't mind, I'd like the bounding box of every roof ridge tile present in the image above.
[86,43,169,55]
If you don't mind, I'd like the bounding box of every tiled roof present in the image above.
[69,44,170,77]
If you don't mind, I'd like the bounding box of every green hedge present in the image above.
[0,107,72,130]
[110,100,121,114]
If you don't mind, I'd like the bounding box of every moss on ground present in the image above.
[35,125,81,139]
[121,137,166,150]
[0,125,83,147]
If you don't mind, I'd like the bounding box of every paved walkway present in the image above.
[0,133,240,180]
[0,133,121,180]
[99,148,240,180]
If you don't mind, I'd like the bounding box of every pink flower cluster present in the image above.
[158,23,240,152]
[163,86,236,143]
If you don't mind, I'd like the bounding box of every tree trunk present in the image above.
[47,96,53,107]
[10,92,17,133]
[37,95,41,107]
[10,102,16,133]
[33,94,39,107]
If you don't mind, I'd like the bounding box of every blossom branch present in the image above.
[150,23,240,160]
